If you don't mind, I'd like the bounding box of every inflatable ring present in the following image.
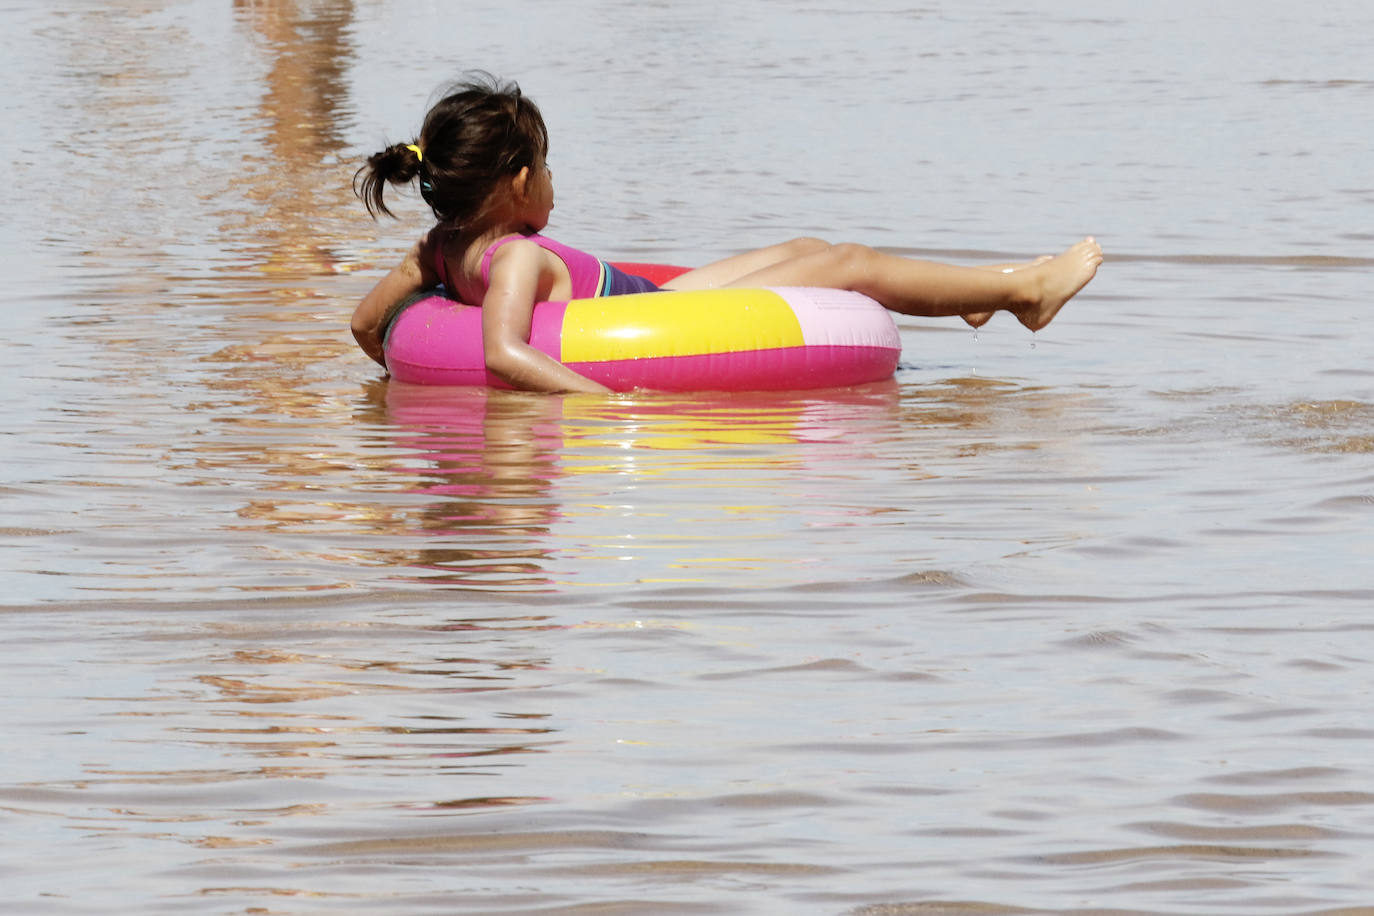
[383,264,901,392]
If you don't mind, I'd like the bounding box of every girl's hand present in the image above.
[351,234,440,368]
[481,240,612,394]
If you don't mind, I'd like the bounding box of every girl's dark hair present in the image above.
[353,73,549,230]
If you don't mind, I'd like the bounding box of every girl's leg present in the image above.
[660,237,830,291]
[964,256,1052,328]
[981,256,1052,273]
[721,238,1101,331]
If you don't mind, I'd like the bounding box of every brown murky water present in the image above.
[3,1,1373,913]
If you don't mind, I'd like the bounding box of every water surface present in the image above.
[2,1,1373,913]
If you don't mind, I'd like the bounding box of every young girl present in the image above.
[352,75,1102,394]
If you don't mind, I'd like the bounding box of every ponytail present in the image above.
[353,142,425,220]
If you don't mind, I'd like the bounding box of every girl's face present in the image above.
[523,160,555,230]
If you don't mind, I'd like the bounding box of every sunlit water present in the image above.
[3,1,1373,913]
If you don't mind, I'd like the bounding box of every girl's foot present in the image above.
[963,255,1053,328]
[1012,238,1102,332]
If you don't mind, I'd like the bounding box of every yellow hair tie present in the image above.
[406,143,423,162]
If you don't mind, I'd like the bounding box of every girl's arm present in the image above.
[481,240,611,394]
[351,235,439,368]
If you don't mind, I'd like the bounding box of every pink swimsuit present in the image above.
[434,233,659,301]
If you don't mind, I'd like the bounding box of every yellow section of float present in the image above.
[559,288,805,363]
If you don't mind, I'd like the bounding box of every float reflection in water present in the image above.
[377,380,906,586]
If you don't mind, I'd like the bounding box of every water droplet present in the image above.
[1029,332,1037,350]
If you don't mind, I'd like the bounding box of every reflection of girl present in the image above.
[352,75,1102,394]
[381,384,563,588]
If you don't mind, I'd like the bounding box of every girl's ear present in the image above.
[510,166,531,201]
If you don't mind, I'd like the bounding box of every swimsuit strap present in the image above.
[479,234,526,287]
[479,233,607,299]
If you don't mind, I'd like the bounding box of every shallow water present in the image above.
[3,1,1374,913]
